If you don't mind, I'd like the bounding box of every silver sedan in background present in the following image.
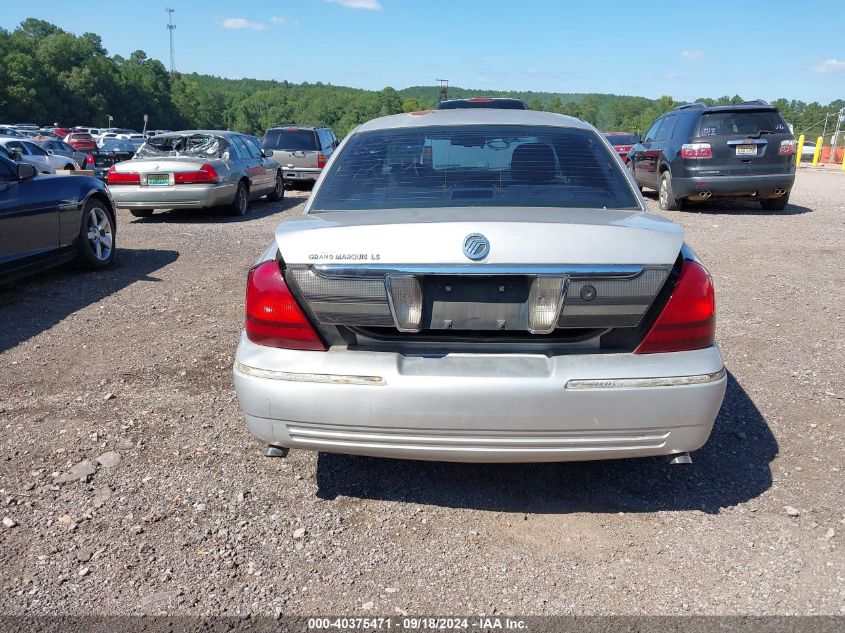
[108,130,285,217]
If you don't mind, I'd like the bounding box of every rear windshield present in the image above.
[437,99,528,110]
[697,110,789,137]
[605,134,639,145]
[71,134,94,141]
[135,134,227,158]
[100,140,143,153]
[263,129,318,151]
[310,125,638,211]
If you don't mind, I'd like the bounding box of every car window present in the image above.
[263,128,318,151]
[643,119,663,143]
[241,136,264,159]
[229,135,251,161]
[697,110,789,137]
[5,141,28,154]
[654,116,676,142]
[24,141,48,156]
[605,134,639,146]
[311,125,639,212]
[0,155,16,180]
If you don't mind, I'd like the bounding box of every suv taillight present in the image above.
[681,143,713,159]
[174,164,218,184]
[635,260,715,354]
[317,153,326,169]
[85,154,94,166]
[245,261,326,351]
[778,139,797,156]
[107,165,140,184]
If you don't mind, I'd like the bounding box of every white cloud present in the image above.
[269,16,288,25]
[325,0,382,9]
[680,50,704,61]
[222,18,267,30]
[811,58,845,73]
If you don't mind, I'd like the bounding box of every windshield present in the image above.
[437,99,527,110]
[101,140,143,153]
[697,110,789,137]
[311,125,638,211]
[263,129,318,151]
[605,134,639,145]
[135,134,227,158]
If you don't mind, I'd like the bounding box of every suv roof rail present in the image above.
[674,102,707,111]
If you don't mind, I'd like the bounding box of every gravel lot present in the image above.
[1,168,843,617]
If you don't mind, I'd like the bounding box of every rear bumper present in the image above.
[233,335,727,463]
[110,182,237,209]
[672,173,796,199]
[281,168,320,183]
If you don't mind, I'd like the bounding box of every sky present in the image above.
[2,0,843,103]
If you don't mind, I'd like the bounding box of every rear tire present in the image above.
[760,194,789,211]
[266,172,285,202]
[227,181,249,216]
[76,199,116,269]
[658,171,684,211]
[64,164,75,171]
[129,209,154,218]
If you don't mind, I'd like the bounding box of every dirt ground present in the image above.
[1,168,843,616]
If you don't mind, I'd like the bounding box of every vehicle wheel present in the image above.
[77,200,116,268]
[658,171,684,211]
[64,164,75,171]
[760,194,789,211]
[227,181,249,216]
[266,172,285,201]
[129,209,154,218]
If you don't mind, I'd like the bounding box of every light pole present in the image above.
[107,114,113,130]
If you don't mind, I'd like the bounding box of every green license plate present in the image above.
[147,174,169,186]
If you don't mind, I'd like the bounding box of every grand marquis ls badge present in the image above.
[463,233,490,261]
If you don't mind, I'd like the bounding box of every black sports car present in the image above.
[0,155,117,283]
[88,138,145,181]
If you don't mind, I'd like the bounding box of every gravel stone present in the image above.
[95,451,121,468]
[54,460,96,484]
[2,516,17,528]
[784,506,801,517]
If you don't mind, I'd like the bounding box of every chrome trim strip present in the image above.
[565,367,726,390]
[312,264,644,279]
[234,360,385,386]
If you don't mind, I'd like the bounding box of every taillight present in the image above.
[174,164,218,184]
[245,261,326,351]
[85,154,94,166]
[317,153,326,169]
[635,260,715,354]
[778,139,797,156]
[681,143,713,159]
[107,165,140,184]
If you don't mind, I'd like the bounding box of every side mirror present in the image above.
[47,149,54,155]
[263,149,274,158]
[17,163,37,180]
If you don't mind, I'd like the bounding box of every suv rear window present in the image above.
[263,129,318,151]
[605,134,639,145]
[311,125,638,211]
[437,99,528,110]
[697,110,789,137]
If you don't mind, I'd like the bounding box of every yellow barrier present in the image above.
[812,136,823,166]
[796,134,804,167]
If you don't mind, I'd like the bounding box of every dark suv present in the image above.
[261,125,338,189]
[627,101,796,211]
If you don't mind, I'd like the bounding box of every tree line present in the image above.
[1,19,842,140]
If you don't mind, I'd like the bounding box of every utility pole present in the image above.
[436,79,448,103]
[166,6,176,75]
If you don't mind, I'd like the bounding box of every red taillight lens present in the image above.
[174,164,218,184]
[635,260,715,354]
[107,165,140,184]
[778,139,797,156]
[245,261,326,351]
[681,143,713,159]
[85,154,94,166]
[317,153,326,169]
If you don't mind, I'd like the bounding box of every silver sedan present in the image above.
[108,130,284,217]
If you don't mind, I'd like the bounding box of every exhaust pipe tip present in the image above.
[668,452,693,465]
[264,445,289,458]
[774,188,787,196]
[698,190,712,199]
